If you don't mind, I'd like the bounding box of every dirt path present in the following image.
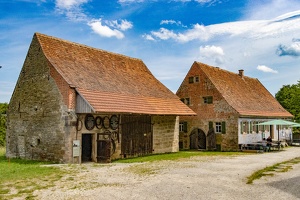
[35,147,300,200]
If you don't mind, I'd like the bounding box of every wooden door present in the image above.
[121,115,152,157]
[97,133,111,163]
[190,129,206,150]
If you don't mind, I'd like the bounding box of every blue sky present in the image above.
[1,0,300,103]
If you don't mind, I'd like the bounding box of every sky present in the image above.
[1,0,300,103]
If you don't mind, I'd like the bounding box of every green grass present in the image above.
[247,157,300,184]
[0,148,61,183]
[0,146,65,199]
[113,150,243,163]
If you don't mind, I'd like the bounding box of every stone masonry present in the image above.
[6,35,77,163]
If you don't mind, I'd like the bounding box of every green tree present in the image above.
[0,103,8,146]
[275,81,300,121]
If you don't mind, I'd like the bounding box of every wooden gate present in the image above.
[97,132,111,163]
[121,115,152,157]
[190,129,206,150]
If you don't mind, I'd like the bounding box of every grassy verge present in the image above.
[113,151,243,163]
[247,157,300,184]
[0,147,65,199]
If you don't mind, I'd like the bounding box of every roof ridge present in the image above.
[34,32,143,62]
[194,61,292,117]
[194,61,258,80]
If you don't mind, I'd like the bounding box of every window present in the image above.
[179,123,184,132]
[180,98,190,105]
[215,122,222,133]
[179,122,187,132]
[203,96,213,104]
[211,121,226,134]
[240,121,246,134]
[185,98,190,105]
[189,76,199,83]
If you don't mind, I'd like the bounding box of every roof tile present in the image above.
[196,62,293,118]
[35,33,195,115]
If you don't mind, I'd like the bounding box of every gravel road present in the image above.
[35,147,300,200]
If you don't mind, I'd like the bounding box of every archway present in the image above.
[190,128,206,150]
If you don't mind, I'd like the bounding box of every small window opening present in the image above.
[203,96,213,104]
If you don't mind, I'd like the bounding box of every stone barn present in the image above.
[6,33,195,163]
[176,62,293,151]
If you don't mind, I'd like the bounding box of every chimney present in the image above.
[238,69,244,77]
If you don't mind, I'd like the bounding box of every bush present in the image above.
[0,103,8,147]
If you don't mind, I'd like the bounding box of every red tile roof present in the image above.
[35,33,195,115]
[195,62,293,118]
[77,88,195,115]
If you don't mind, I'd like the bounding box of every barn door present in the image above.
[121,115,152,157]
[190,129,206,150]
[97,132,111,163]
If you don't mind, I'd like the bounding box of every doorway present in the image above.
[82,134,92,162]
[190,128,206,150]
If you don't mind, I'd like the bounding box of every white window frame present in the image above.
[215,122,222,133]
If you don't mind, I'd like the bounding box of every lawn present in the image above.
[0,147,65,199]
[0,147,244,199]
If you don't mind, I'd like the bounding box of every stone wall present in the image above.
[6,35,77,163]
[152,115,179,153]
[177,63,240,151]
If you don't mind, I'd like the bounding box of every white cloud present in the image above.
[195,0,219,5]
[173,0,218,4]
[160,20,182,26]
[145,10,300,42]
[199,45,225,65]
[150,24,210,42]
[106,20,133,31]
[118,0,145,3]
[257,65,278,73]
[151,28,178,40]
[142,34,155,41]
[88,19,125,39]
[276,39,300,57]
[55,0,132,39]
[55,0,89,10]
[55,0,89,21]
[242,0,300,20]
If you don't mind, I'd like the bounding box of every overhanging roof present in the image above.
[76,88,195,115]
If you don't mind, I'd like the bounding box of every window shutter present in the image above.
[209,121,213,130]
[189,77,194,83]
[183,122,188,133]
[221,121,226,134]
[208,96,213,104]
